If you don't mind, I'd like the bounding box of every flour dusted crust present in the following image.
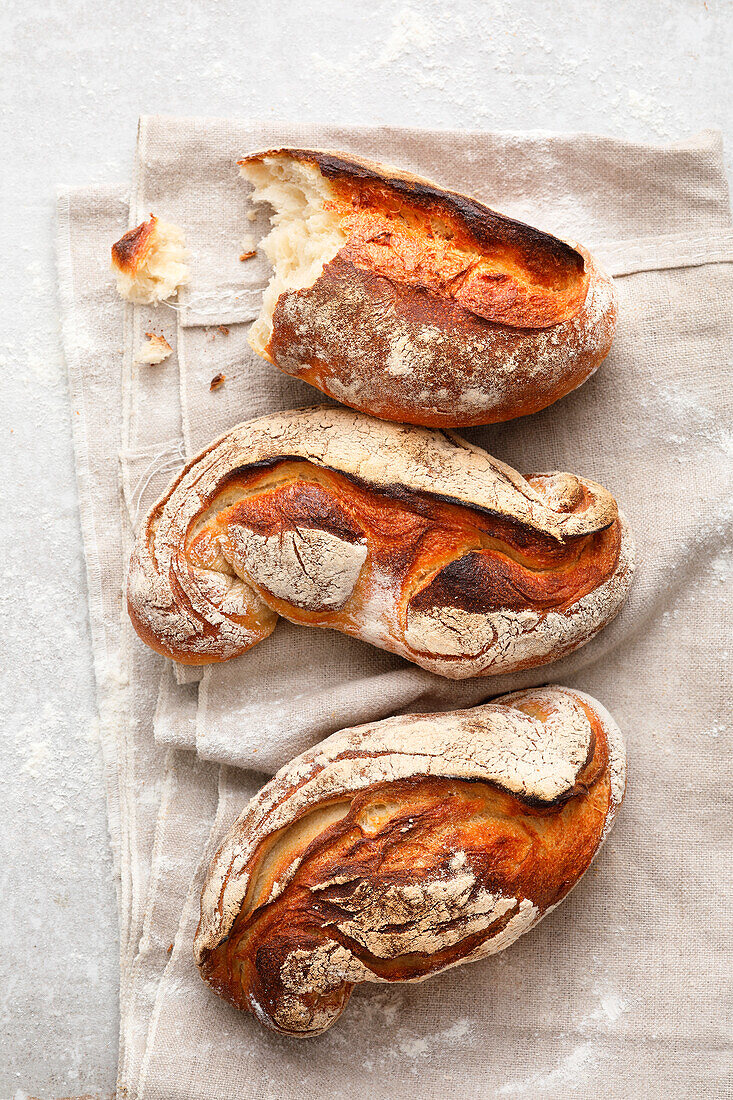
[231,528,368,611]
[194,686,626,1036]
[402,512,633,673]
[240,149,618,427]
[126,406,634,676]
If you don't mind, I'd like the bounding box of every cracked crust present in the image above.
[240,148,617,427]
[126,406,634,677]
[194,686,626,1036]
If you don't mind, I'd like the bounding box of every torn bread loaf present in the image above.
[126,406,634,678]
[240,150,617,427]
[194,685,626,1036]
[111,215,190,304]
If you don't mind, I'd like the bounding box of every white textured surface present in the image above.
[1,0,729,1094]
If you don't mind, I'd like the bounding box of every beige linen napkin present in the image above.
[60,121,732,1099]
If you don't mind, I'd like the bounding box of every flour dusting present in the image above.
[497,1041,595,1095]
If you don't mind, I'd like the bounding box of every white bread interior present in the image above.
[240,158,345,355]
[114,218,190,305]
[135,332,173,365]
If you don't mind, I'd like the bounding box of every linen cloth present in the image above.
[58,119,732,1099]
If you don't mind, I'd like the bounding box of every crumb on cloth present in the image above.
[135,332,173,365]
[111,215,190,304]
[239,232,258,261]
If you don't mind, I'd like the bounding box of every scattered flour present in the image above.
[582,992,627,1026]
[496,1041,595,1095]
[20,739,52,777]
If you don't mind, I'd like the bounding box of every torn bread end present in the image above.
[135,333,173,365]
[239,158,346,355]
[112,215,190,304]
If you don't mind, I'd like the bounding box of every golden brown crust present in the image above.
[111,214,190,304]
[240,148,584,287]
[126,407,634,677]
[194,686,626,1036]
[240,149,617,427]
[111,214,157,273]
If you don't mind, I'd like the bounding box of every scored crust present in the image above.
[239,149,618,427]
[194,685,626,1036]
[126,407,634,677]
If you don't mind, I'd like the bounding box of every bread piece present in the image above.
[135,332,173,365]
[194,685,625,1036]
[127,407,634,678]
[240,150,617,427]
[111,215,190,304]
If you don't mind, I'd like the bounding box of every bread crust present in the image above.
[242,148,584,276]
[126,407,634,677]
[111,215,158,274]
[194,685,626,1036]
[241,149,617,427]
[111,215,190,304]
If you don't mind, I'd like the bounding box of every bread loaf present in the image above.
[240,150,617,427]
[194,685,626,1036]
[127,407,634,678]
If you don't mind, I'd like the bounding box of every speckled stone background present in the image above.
[1,1,730,1096]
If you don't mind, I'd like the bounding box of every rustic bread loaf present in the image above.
[127,407,634,678]
[240,150,617,427]
[194,685,626,1036]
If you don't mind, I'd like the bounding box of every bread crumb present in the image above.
[111,215,190,304]
[239,232,258,261]
[210,373,226,390]
[135,332,173,365]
